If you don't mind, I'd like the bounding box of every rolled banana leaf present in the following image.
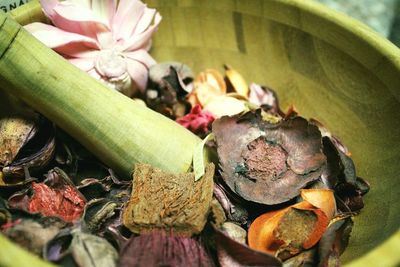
[0,11,201,178]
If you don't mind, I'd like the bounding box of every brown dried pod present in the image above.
[248,189,334,261]
[1,118,55,181]
[213,112,326,205]
[122,163,215,236]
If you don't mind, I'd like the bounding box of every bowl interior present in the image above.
[145,0,400,264]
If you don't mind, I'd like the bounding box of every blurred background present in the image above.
[316,0,400,46]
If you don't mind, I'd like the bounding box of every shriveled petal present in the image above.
[203,96,247,118]
[125,50,156,68]
[24,22,98,49]
[113,0,145,41]
[51,2,110,38]
[68,57,95,72]
[122,12,162,52]
[40,0,59,18]
[301,189,336,220]
[126,58,149,92]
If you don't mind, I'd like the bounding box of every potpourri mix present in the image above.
[0,62,370,267]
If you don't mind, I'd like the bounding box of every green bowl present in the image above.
[145,0,400,266]
[2,0,399,266]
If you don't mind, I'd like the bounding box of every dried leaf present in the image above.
[44,228,118,267]
[1,117,55,181]
[0,117,37,166]
[122,163,215,235]
[320,137,366,213]
[4,217,67,255]
[203,96,247,118]
[148,62,194,94]
[224,64,249,97]
[188,69,227,107]
[282,249,316,267]
[248,83,281,115]
[318,216,353,267]
[83,198,118,233]
[213,182,249,225]
[146,63,193,118]
[220,222,247,244]
[214,226,282,267]
[119,231,214,267]
[300,189,336,220]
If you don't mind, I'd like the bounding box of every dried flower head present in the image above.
[213,112,326,205]
[25,0,161,96]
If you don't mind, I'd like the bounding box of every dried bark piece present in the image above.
[213,113,326,205]
[122,163,215,235]
[120,231,214,267]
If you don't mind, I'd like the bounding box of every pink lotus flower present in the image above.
[25,0,162,97]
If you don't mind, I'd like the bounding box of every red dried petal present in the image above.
[28,182,85,222]
[176,105,215,135]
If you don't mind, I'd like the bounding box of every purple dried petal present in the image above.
[119,231,214,267]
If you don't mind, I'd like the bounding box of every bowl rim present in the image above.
[266,0,400,104]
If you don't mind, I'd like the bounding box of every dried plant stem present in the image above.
[0,12,200,178]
